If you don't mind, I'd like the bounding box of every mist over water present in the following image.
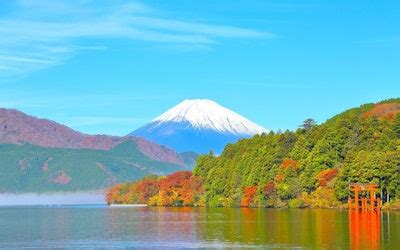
[0,192,106,206]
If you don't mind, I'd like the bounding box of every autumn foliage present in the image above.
[316,169,338,187]
[281,159,298,170]
[149,171,204,206]
[241,186,258,207]
[106,183,124,204]
[105,176,160,205]
[363,103,400,120]
[106,172,204,207]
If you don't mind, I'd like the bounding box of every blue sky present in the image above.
[1,0,399,135]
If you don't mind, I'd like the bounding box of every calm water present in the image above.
[0,193,105,206]
[0,206,399,249]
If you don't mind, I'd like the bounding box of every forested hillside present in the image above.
[0,107,188,166]
[106,99,400,208]
[0,141,188,193]
[193,99,400,207]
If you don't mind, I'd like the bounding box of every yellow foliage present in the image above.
[300,187,340,209]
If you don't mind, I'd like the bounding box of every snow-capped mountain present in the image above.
[129,99,268,154]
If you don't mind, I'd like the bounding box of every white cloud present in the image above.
[0,0,274,76]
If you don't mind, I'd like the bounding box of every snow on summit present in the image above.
[130,99,269,153]
[152,99,268,135]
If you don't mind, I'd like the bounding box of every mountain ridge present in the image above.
[0,141,188,193]
[0,107,197,193]
[0,108,186,166]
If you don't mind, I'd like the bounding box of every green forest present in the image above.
[107,99,400,208]
[0,141,188,193]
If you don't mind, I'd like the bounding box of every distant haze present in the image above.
[0,192,106,206]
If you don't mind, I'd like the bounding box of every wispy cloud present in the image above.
[0,0,274,76]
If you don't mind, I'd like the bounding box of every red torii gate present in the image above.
[348,183,381,211]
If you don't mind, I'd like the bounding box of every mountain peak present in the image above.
[152,99,267,135]
[131,99,268,153]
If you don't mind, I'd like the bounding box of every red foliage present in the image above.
[135,179,160,203]
[263,181,276,198]
[106,184,123,204]
[316,168,338,187]
[158,171,204,206]
[281,159,298,170]
[159,171,192,190]
[363,103,400,120]
[105,177,159,205]
[180,175,204,205]
[241,186,258,207]
[106,171,204,206]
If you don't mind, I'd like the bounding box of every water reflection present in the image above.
[349,210,380,249]
[0,206,399,248]
[200,208,350,248]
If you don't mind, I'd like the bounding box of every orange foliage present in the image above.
[157,171,204,206]
[316,168,338,187]
[106,171,204,206]
[241,186,258,207]
[363,103,400,120]
[135,179,160,203]
[275,174,284,183]
[281,159,298,170]
[105,183,123,204]
[105,177,159,205]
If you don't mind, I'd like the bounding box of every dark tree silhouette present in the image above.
[300,118,317,131]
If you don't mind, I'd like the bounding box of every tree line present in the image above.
[106,99,400,208]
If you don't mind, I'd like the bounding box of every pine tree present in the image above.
[300,118,317,132]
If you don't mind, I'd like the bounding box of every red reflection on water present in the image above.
[349,210,381,250]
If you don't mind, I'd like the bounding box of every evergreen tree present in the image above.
[300,118,317,132]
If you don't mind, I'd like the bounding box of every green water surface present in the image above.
[0,206,398,248]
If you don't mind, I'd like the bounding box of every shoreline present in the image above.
[106,203,400,211]
[110,204,148,207]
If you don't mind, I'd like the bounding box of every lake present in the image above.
[0,193,105,206]
[0,206,398,248]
